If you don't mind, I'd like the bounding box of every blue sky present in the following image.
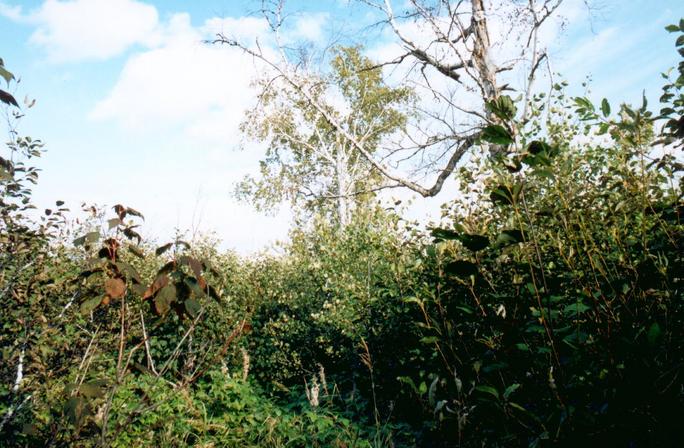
[0,0,682,253]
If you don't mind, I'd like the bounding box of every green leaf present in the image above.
[481,125,513,145]
[601,98,611,117]
[677,35,684,47]
[184,277,206,298]
[419,336,439,344]
[508,402,528,413]
[0,66,14,84]
[397,376,419,395]
[496,229,525,246]
[80,380,107,398]
[647,322,661,345]
[431,228,460,240]
[74,231,100,247]
[563,302,590,316]
[402,296,423,306]
[665,24,679,32]
[184,298,201,318]
[486,95,517,121]
[641,90,648,111]
[115,261,141,283]
[154,284,177,315]
[128,244,145,259]
[444,260,478,278]
[80,297,102,315]
[490,183,522,206]
[503,383,521,400]
[107,218,121,230]
[459,233,489,252]
[573,96,594,111]
[475,385,499,400]
[527,140,551,155]
[64,396,87,427]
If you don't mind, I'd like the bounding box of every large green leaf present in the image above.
[475,385,499,400]
[481,125,513,145]
[490,183,522,206]
[444,260,478,278]
[496,229,525,246]
[459,233,489,252]
[431,228,460,240]
[154,284,177,315]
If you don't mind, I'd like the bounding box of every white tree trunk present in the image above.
[335,149,353,227]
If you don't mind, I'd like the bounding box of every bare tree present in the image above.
[214,0,567,198]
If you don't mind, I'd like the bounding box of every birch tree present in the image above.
[216,0,570,198]
[236,46,413,226]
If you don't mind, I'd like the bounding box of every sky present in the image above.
[0,0,681,254]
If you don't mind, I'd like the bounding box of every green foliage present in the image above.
[659,22,684,149]
[246,209,416,385]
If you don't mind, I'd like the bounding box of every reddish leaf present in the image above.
[126,207,144,220]
[123,226,141,244]
[105,278,126,298]
[113,204,127,220]
[157,261,176,276]
[143,274,169,300]
[0,89,18,107]
[155,243,173,256]
[180,256,205,287]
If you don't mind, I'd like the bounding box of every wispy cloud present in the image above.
[0,1,22,21]
[89,13,268,144]
[5,0,160,62]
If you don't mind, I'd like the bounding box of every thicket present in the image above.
[0,21,683,448]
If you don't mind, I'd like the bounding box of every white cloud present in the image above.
[90,13,270,146]
[290,12,329,42]
[27,0,160,62]
[0,1,22,21]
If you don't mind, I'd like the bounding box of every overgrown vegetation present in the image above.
[1,15,683,448]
